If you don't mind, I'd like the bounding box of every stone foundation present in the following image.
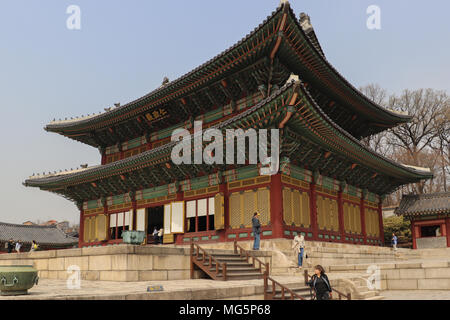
[329,260,450,290]
[0,245,204,282]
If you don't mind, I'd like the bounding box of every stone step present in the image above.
[207,260,254,266]
[204,261,254,267]
[216,267,261,274]
[223,272,264,280]
[214,256,248,262]
[272,294,311,300]
[195,257,247,264]
[209,253,243,258]
[269,285,311,293]
[364,295,385,300]
[356,291,378,299]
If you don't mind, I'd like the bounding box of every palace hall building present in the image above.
[24,3,432,248]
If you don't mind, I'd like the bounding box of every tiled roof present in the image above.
[395,192,450,217]
[45,2,411,139]
[0,222,78,246]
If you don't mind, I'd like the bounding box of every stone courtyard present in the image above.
[1,241,449,300]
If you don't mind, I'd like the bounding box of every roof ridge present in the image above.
[0,222,58,229]
[402,192,450,199]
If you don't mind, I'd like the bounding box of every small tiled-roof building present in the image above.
[0,222,78,253]
[396,192,450,249]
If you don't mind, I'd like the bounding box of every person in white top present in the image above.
[292,234,306,268]
[15,241,22,253]
[157,228,164,245]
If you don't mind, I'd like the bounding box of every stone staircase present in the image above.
[191,244,265,281]
[202,253,265,280]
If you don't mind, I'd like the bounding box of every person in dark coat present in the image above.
[307,265,333,300]
[7,239,14,253]
[252,212,261,250]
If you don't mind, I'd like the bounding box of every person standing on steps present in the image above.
[157,228,164,245]
[7,239,14,253]
[307,265,333,300]
[30,240,39,252]
[252,212,261,250]
[15,241,22,253]
[292,234,306,268]
[392,233,398,251]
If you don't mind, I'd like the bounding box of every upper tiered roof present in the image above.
[25,80,432,202]
[44,2,411,148]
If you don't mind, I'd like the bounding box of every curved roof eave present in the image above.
[291,82,433,181]
[44,5,286,134]
[44,2,410,139]
[281,5,412,124]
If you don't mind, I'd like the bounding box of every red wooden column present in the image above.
[119,143,124,160]
[219,182,228,242]
[309,183,319,241]
[131,194,137,231]
[270,173,284,239]
[411,221,417,249]
[78,206,84,248]
[174,190,184,244]
[104,199,109,242]
[446,218,450,248]
[378,200,384,246]
[337,189,345,242]
[360,196,367,244]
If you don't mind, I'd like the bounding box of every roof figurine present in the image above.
[160,77,170,88]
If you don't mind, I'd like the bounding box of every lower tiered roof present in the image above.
[24,80,433,203]
[395,192,450,218]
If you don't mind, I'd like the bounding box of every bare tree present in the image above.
[433,105,450,191]
[361,85,449,202]
[360,84,392,156]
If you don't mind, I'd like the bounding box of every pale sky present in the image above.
[1,0,449,225]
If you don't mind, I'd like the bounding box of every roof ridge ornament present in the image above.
[160,77,170,88]
[279,0,289,7]
[285,73,299,85]
[299,12,313,33]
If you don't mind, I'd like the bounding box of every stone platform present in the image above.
[0,245,197,282]
[3,240,431,300]
[0,239,419,282]
[0,276,303,300]
[0,244,272,282]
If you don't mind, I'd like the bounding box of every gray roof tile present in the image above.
[395,192,450,217]
[0,222,78,246]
